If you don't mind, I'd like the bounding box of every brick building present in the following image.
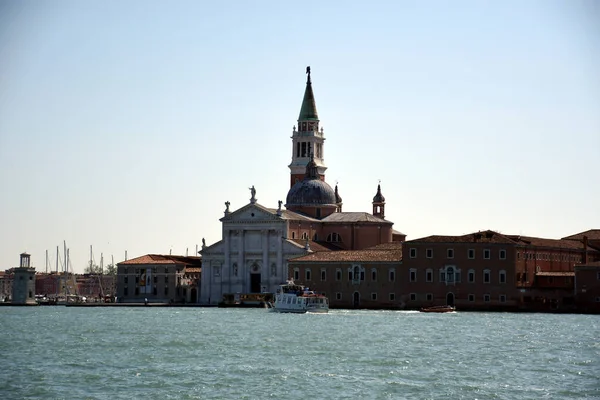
[117,254,201,303]
[402,230,600,312]
[288,242,403,309]
[574,261,600,313]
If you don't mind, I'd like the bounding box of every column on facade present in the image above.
[238,229,245,292]
[224,229,230,293]
[262,229,269,291]
[277,229,284,281]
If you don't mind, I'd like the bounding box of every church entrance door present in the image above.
[250,273,261,293]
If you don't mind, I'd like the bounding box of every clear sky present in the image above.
[1,0,598,273]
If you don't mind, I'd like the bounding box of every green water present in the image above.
[0,307,598,399]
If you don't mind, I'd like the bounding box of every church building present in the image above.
[198,67,404,305]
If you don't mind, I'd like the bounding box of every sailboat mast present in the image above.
[55,246,59,298]
[63,241,67,273]
[45,249,48,274]
[90,245,93,274]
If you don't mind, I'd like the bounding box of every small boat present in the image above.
[420,305,455,313]
[273,280,329,313]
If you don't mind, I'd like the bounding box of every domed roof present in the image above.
[286,153,337,207]
[286,179,337,207]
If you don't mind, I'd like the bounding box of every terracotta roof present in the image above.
[535,271,574,277]
[407,230,516,244]
[276,209,320,222]
[366,241,403,251]
[561,229,600,241]
[287,239,338,252]
[321,212,392,223]
[407,230,587,250]
[508,236,584,250]
[290,249,402,263]
[118,254,202,267]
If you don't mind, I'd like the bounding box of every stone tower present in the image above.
[288,66,327,188]
[12,253,36,305]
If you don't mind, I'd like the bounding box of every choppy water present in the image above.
[0,307,598,399]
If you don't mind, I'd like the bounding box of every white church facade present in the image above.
[199,194,323,304]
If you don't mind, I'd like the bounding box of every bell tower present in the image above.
[288,66,327,188]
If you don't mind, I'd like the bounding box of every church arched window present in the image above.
[326,232,341,242]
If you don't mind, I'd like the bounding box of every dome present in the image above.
[286,179,337,207]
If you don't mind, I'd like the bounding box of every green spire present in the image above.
[298,66,319,121]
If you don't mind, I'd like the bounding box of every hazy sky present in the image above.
[1,1,598,273]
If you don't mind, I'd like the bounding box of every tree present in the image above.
[84,263,101,274]
[104,263,117,276]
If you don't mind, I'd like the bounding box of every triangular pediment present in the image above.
[200,240,225,255]
[220,202,282,223]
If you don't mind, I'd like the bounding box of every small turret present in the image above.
[335,184,343,212]
[372,183,386,219]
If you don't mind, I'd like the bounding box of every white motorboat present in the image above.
[273,280,328,313]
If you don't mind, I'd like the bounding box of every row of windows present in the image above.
[517,252,582,263]
[124,276,168,284]
[410,248,505,260]
[289,232,342,242]
[332,292,508,303]
[293,267,507,284]
[295,140,322,158]
[409,268,507,284]
[123,287,169,296]
[123,267,173,275]
[293,266,396,282]
[407,293,507,302]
